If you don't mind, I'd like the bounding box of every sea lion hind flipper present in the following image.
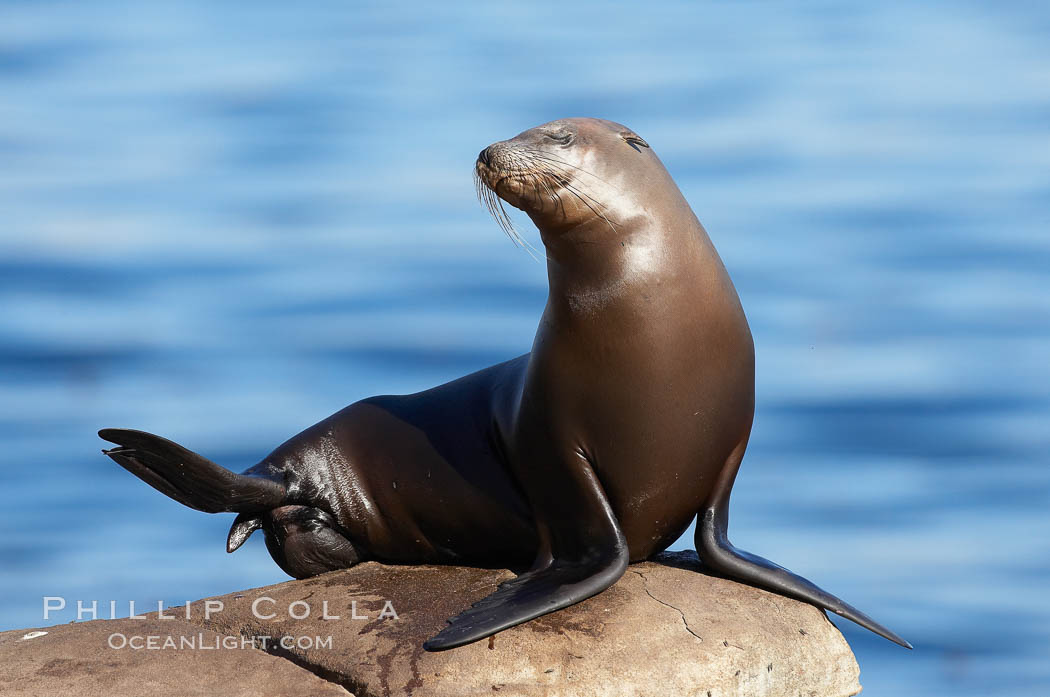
[99,428,285,514]
[423,549,628,651]
[695,508,913,649]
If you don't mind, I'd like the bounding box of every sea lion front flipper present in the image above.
[695,451,913,649]
[424,431,629,651]
[696,507,913,649]
[423,548,627,651]
[99,428,285,514]
[227,512,265,552]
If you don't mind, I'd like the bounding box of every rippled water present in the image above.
[1,2,1048,694]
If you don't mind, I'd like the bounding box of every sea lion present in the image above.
[99,117,910,651]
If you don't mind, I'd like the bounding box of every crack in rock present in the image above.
[227,622,358,696]
[630,569,703,642]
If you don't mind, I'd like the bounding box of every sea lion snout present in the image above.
[474,140,517,179]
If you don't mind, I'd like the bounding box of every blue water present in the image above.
[1,2,1048,694]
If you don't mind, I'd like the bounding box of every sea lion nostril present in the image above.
[478,147,492,166]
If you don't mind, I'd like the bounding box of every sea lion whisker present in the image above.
[534,170,564,207]
[561,181,618,234]
[528,164,618,232]
[553,173,613,213]
[521,149,616,189]
[475,167,542,260]
[521,153,610,191]
[539,173,570,218]
[519,156,619,221]
[510,156,605,206]
[480,178,512,236]
[477,172,511,235]
[528,157,626,207]
[480,153,616,240]
[506,157,618,234]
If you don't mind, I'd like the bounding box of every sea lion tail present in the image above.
[696,508,913,649]
[98,428,286,514]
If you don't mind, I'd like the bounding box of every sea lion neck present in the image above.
[540,214,703,314]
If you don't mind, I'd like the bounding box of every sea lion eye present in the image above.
[546,132,574,145]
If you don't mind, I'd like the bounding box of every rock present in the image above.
[0,617,351,697]
[1,552,862,696]
[180,551,861,697]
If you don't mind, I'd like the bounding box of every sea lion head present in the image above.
[227,505,363,579]
[476,118,669,242]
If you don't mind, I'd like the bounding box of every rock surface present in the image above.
[0,617,350,697]
[1,552,862,697]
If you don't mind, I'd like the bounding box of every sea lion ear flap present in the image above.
[227,512,264,553]
[621,131,649,152]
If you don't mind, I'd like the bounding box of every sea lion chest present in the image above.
[521,254,754,558]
